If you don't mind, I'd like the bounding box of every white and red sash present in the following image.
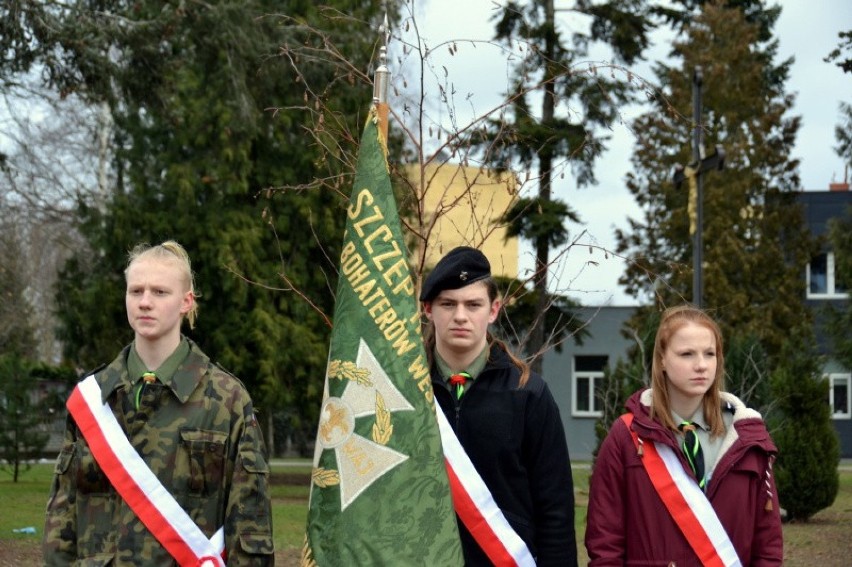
[621,414,742,567]
[435,399,535,567]
[67,375,226,567]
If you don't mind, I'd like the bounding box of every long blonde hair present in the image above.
[649,305,725,437]
[125,240,199,329]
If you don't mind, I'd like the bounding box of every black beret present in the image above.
[420,246,491,302]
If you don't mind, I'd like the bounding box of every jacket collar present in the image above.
[97,338,210,405]
[627,388,776,454]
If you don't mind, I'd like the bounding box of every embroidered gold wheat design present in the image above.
[311,467,340,488]
[327,359,372,386]
[372,392,393,445]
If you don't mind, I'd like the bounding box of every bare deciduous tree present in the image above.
[265,7,668,361]
[1,73,109,362]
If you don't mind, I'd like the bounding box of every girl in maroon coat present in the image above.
[586,305,783,565]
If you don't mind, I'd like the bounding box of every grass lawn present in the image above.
[0,464,55,537]
[2,462,850,566]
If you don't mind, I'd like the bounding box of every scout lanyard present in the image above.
[435,399,535,567]
[67,375,226,566]
[620,413,742,567]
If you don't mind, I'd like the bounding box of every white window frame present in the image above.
[572,356,606,418]
[807,251,849,299]
[829,373,851,420]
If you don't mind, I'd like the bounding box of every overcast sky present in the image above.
[401,0,851,306]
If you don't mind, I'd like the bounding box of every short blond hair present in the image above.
[126,240,199,329]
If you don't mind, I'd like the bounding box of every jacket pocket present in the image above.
[54,444,74,475]
[232,448,272,537]
[241,448,270,511]
[46,444,75,511]
[241,449,270,475]
[180,428,228,496]
[239,532,274,556]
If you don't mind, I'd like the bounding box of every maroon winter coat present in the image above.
[585,389,783,566]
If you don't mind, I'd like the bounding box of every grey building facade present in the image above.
[542,306,637,461]
[798,186,851,457]
[541,186,851,461]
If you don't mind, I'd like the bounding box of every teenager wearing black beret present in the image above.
[422,246,578,566]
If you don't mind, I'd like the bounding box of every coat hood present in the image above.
[625,388,777,459]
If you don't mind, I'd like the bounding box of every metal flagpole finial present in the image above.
[373,13,390,106]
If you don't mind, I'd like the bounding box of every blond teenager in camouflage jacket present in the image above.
[43,241,273,565]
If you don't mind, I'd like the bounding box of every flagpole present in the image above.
[302,11,464,563]
[373,14,390,141]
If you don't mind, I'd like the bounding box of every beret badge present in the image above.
[420,246,491,302]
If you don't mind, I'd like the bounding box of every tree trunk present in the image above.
[529,0,557,374]
[267,411,275,459]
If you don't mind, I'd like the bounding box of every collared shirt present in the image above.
[671,408,733,481]
[127,337,190,385]
[436,344,489,395]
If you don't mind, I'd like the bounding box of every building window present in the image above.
[829,374,851,420]
[807,252,848,299]
[572,355,608,417]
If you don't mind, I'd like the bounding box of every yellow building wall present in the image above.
[405,162,519,279]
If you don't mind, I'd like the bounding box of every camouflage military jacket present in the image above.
[43,339,273,566]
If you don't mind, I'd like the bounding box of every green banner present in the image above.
[303,108,463,566]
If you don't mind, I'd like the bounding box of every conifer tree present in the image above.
[824,29,852,74]
[612,1,840,519]
[4,1,391,454]
[770,334,840,521]
[615,0,814,363]
[835,102,852,166]
[0,355,48,482]
[477,0,661,369]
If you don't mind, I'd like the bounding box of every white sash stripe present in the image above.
[77,376,226,564]
[656,443,742,567]
[435,400,536,567]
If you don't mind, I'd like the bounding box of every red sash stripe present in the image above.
[435,399,535,566]
[640,439,727,567]
[620,414,741,567]
[444,458,518,566]
[67,377,225,566]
